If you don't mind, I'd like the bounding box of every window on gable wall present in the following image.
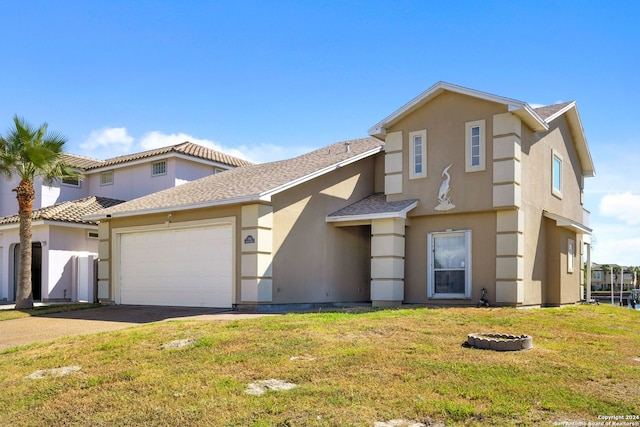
[552,150,563,198]
[152,160,167,176]
[465,119,485,172]
[409,129,427,179]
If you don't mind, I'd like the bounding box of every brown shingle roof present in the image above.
[533,102,574,121]
[327,193,418,218]
[87,137,384,218]
[0,196,125,226]
[89,142,252,169]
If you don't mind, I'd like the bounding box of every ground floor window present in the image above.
[427,230,471,299]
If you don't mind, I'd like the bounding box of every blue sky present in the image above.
[1,1,639,265]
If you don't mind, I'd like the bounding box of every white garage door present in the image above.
[118,224,233,308]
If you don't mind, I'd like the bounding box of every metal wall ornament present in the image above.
[435,163,456,211]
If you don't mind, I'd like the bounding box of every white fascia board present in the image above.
[86,154,174,174]
[325,200,418,223]
[566,106,595,178]
[513,104,549,132]
[0,220,98,232]
[258,146,385,201]
[543,211,592,234]
[82,194,263,221]
[368,81,535,138]
[45,221,99,230]
[0,220,46,231]
[543,102,595,177]
[545,101,576,123]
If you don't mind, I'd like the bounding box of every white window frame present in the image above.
[100,170,114,186]
[592,271,601,280]
[409,129,427,179]
[152,160,167,177]
[465,119,486,172]
[568,238,575,273]
[552,149,563,199]
[427,230,472,299]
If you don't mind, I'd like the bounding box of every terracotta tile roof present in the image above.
[0,196,125,226]
[533,102,574,121]
[88,137,384,218]
[327,193,418,218]
[89,142,252,169]
[60,153,105,170]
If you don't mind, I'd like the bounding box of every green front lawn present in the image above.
[0,303,101,321]
[1,305,639,426]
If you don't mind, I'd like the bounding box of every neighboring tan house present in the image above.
[86,82,595,309]
[591,263,636,291]
[0,142,250,303]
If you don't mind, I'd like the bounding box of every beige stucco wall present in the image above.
[382,91,586,308]
[520,115,584,222]
[404,210,497,305]
[270,155,377,304]
[519,114,585,306]
[385,92,509,215]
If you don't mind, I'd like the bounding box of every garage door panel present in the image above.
[119,224,233,308]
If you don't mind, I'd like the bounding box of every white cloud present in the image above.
[234,143,313,164]
[139,131,212,151]
[78,128,306,164]
[599,192,640,225]
[592,235,640,267]
[80,127,134,156]
[137,132,300,163]
[529,100,564,109]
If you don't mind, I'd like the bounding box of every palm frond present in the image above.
[0,115,74,183]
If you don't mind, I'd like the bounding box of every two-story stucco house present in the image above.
[86,82,595,309]
[0,142,250,303]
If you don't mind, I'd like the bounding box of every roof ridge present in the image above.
[62,152,103,162]
[92,141,251,169]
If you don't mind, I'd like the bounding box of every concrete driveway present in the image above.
[0,305,272,351]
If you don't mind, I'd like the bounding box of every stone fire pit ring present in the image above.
[467,333,533,351]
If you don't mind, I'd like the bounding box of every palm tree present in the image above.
[0,116,81,309]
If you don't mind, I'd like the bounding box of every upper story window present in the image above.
[152,160,167,176]
[592,271,602,280]
[409,129,427,179]
[213,167,224,174]
[100,170,114,186]
[465,119,485,172]
[61,177,80,187]
[552,149,563,198]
